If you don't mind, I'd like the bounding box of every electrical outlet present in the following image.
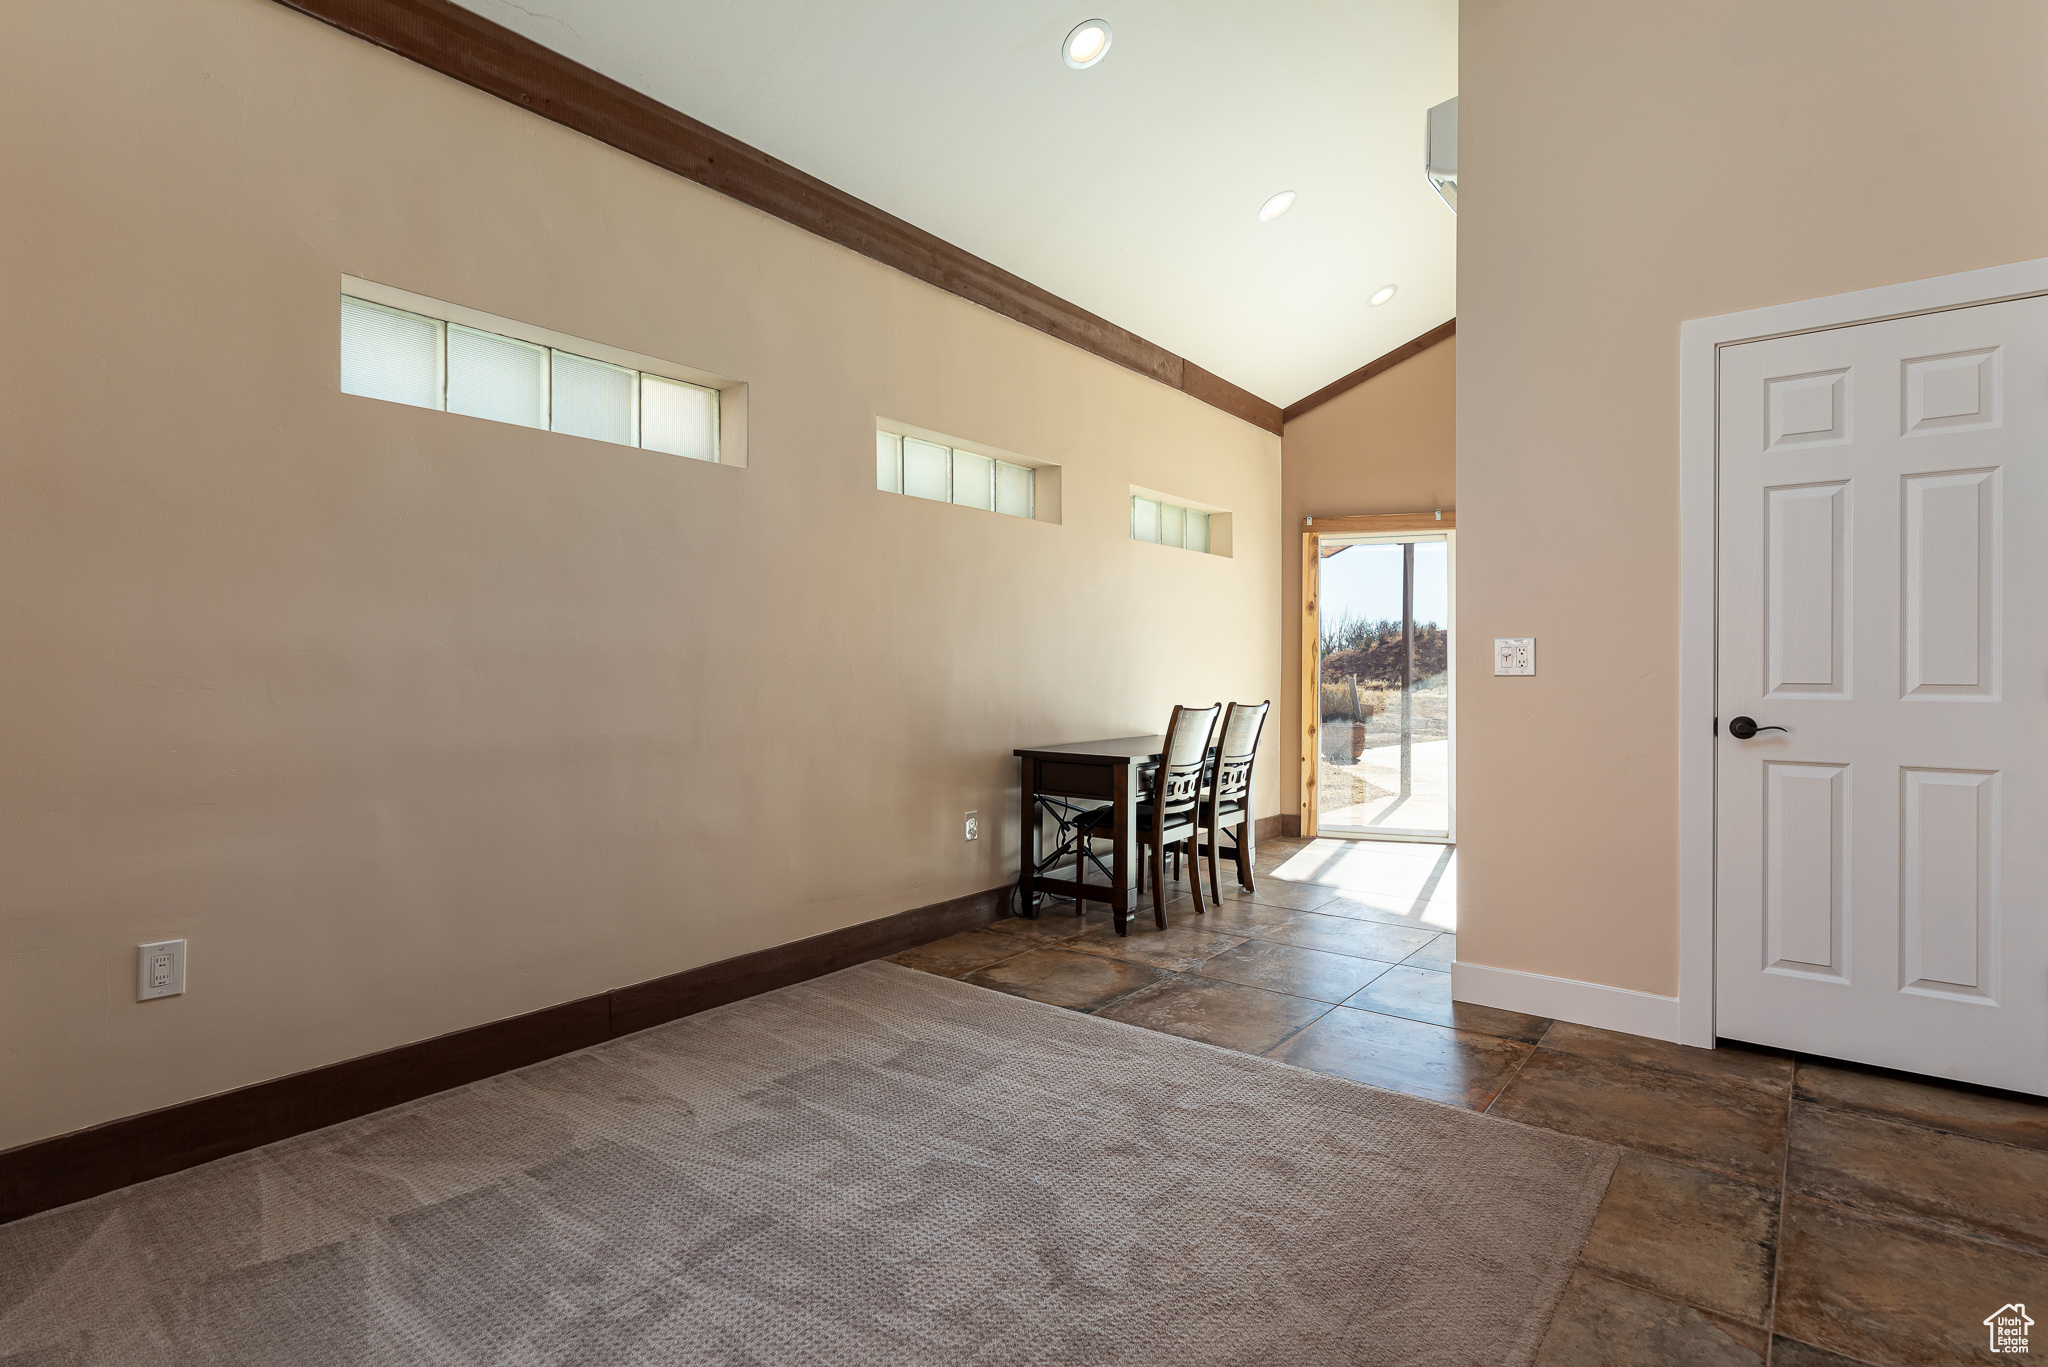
[137,939,186,1001]
[964,811,979,842]
[1494,638,1536,676]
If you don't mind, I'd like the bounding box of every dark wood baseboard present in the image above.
[0,884,1008,1225]
[609,885,1007,1035]
[1256,814,1299,841]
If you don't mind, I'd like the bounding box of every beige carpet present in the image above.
[0,962,1615,1366]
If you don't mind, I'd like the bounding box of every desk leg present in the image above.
[1018,757,1038,919]
[1111,763,1135,936]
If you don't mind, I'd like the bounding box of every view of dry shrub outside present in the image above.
[1319,615,1448,794]
[1314,538,1451,835]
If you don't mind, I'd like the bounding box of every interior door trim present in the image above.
[1303,511,1454,535]
[1299,511,1459,845]
[1676,255,2048,1049]
[1301,528,1321,839]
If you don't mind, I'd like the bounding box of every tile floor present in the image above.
[891,836,2048,1366]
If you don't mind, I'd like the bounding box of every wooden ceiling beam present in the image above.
[270,0,1285,434]
[1282,319,1457,425]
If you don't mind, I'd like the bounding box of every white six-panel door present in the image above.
[1716,295,2047,1094]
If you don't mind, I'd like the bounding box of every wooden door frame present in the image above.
[1300,511,1454,841]
[1677,255,2048,1050]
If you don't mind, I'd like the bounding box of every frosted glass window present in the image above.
[876,432,902,492]
[340,292,733,462]
[950,450,994,511]
[1159,502,1184,550]
[995,460,1033,519]
[551,352,636,446]
[875,426,1044,520]
[1132,497,1160,544]
[903,438,950,502]
[641,374,718,462]
[341,296,443,410]
[1132,495,1218,553]
[447,325,547,429]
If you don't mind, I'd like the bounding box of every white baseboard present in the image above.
[1452,961,1682,1044]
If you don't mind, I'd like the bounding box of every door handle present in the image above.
[1727,716,1788,740]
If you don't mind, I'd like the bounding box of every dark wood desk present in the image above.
[1014,735,1170,936]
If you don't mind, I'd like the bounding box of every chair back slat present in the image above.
[1211,700,1270,806]
[1154,703,1221,822]
[1219,701,1269,760]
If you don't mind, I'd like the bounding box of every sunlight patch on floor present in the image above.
[1271,839,1456,930]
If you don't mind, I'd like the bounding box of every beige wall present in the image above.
[0,0,1282,1149]
[1280,337,1457,818]
[1458,0,2048,995]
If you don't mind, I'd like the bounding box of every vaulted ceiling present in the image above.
[450,0,1457,409]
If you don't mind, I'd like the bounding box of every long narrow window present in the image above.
[1130,494,1214,553]
[876,429,1035,519]
[339,294,721,462]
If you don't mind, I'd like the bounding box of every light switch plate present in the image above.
[138,939,186,1000]
[1494,638,1536,676]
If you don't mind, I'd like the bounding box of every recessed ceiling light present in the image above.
[1259,191,1297,222]
[1369,284,1398,306]
[1063,20,1112,69]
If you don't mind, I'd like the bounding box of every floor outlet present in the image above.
[138,939,186,1001]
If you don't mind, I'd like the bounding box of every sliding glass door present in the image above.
[1315,532,1453,841]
